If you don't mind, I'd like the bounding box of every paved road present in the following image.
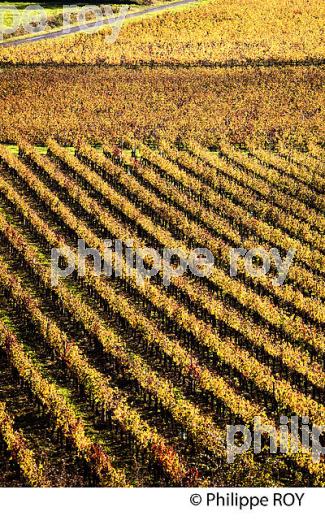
[0,0,198,48]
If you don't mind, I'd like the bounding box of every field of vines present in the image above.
[0,0,323,65]
[0,131,324,487]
